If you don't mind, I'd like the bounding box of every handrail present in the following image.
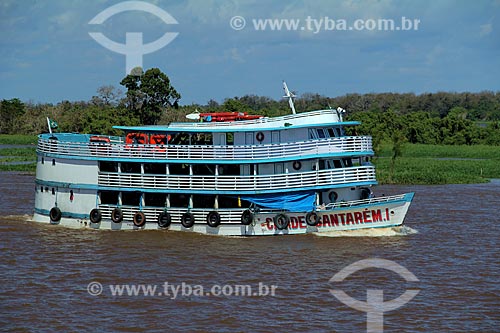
[320,194,407,210]
[37,136,373,162]
[97,166,377,192]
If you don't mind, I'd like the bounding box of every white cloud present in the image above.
[425,44,445,65]
[479,23,492,37]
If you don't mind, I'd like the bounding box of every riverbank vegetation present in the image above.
[1,67,499,182]
[374,144,499,184]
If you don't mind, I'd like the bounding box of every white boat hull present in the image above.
[32,193,413,236]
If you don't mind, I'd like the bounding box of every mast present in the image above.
[282,81,296,115]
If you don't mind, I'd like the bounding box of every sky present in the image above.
[0,0,499,105]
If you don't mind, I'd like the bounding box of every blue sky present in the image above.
[1,0,499,105]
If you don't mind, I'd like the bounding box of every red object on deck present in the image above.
[199,112,263,122]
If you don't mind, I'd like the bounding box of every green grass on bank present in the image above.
[374,143,500,184]
[0,140,37,172]
[377,143,500,159]
[0,134,38,145]
[0,163,36,172]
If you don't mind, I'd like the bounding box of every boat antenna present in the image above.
[282,81,296,115]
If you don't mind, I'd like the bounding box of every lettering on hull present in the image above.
[263,208,391,231]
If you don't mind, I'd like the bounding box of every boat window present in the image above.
[218,164,240,176]
[121,191,141,206]
[193,164,216,176]
[342,158,353,167]
[121,162,141,174]
[169,133,190,145]
[241,164,255,176]
[169,194,189,208]
[330,127,342,137]
[316,129,326,138]
[271,131,280,143]
[144,193,167,207]
[318,160,326,170]
[218,195,250,209]
[309,129,318,139]
[169,163,190,175]
[99,161,118,172]
[227,133,234,145]
[144,163,166,174]
[245,132,254,145]
[192,133,212,145]
[100,191,119,205]
[192,194,216,209]
[327,128,335,137]
[333,159,343,168]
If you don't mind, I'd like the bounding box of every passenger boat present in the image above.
[33,83,414,235]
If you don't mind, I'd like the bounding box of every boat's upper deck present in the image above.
[113,110,359,133]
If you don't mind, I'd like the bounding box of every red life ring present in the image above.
[149,134,167,145]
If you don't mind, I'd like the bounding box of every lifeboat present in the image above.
[186,112,263,122]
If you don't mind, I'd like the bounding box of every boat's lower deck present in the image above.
[32,193,414,236]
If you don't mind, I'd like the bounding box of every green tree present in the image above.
[0,98,25,134]
[120,67,181,125]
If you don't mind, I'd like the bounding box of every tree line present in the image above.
[1,67,499,145]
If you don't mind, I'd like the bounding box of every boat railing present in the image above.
[97,166,376,192]
[37,136,373,161]
[98,205,246,224]
[320,194,407,210]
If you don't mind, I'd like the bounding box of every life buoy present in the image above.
[50,207,62,222]
[206,211,221,228]
[149,134,167,145]
[328,191,338,202]
[273,213,290,230]
[157,212,171,228]
[111,208,123,223]
[256,132,264,142]
[133,212,146,227]
[125,133,136,145]
[293,161,302,170]
[89,136,110,144]
[305,211,319,226]
[125,133,148,146]
[90,208,102,223]
[181,212,195,228]
[241,209,253,225]
[360,188,372,200]
[135,133,148,145]
[89,136,110,155]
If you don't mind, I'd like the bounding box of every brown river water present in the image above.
[0,171,498,332]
